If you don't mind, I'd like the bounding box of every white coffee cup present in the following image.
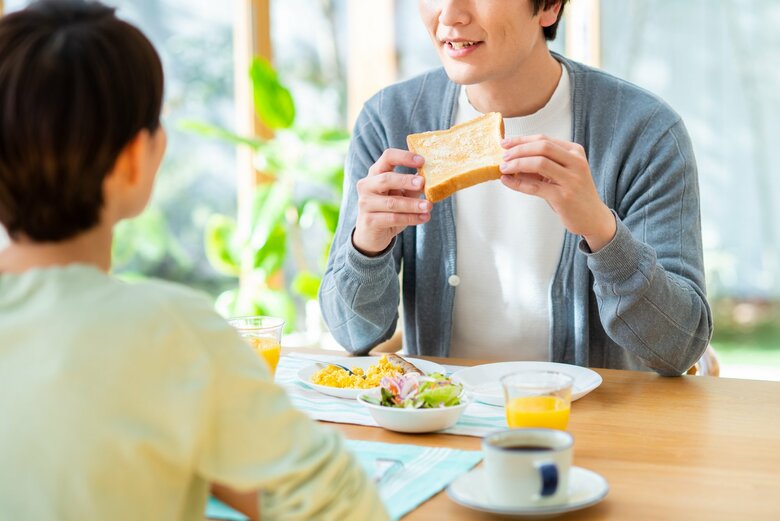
[482,428,573,508]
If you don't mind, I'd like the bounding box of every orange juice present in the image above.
[505,396,570,430]
[248,337,281,375]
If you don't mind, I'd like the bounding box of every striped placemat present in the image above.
[276,353,507,437]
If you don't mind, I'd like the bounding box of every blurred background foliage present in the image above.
[183,57,349,331]
[101,0,239,297]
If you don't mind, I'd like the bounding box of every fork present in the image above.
[374,458,404,484]
[312,361,362,377]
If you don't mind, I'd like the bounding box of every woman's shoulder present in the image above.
[119,276,225,329]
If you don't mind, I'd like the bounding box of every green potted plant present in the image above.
[183,57,348,335]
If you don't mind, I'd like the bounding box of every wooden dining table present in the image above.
[332,353,780,520]
[213,351,780,520]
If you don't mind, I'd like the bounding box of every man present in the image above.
[320,0,712,375]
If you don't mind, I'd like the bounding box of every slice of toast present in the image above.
[406,112,505,203]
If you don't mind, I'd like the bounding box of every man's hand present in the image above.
[499,135,616,252]
[352,149,432,256]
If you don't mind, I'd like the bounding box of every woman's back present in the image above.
[0,265,389,520]
[0,265,249,519]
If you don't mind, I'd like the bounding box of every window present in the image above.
[3,0,238,296]
[271,0,347,129]
[600,0,780,377]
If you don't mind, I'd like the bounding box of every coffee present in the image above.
[502,445,549,452]
[483,429,574,508]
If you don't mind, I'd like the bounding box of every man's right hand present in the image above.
[352,149,431,256]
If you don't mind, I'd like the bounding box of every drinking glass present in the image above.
[228,316,284,375]
[501,371,573,430]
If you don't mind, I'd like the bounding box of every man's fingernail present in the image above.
[413,154,424,164]
[503,152,511,160]
[419,201,430,210]
[499,162,509,172]
[500,139,509,147]
[412,176,423,187]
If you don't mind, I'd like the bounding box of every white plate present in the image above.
[450,362,602,406]
[297,356,447,400]
[447,466,609,518]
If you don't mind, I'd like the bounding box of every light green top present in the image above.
[0,264,388,521]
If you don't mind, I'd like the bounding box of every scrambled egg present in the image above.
[311,355,402,389]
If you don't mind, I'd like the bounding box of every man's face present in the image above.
[418,0,559,86]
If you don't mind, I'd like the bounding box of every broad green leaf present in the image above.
[317,202,341,234]
[298,200,340,234]
[214,288,240,318]
[292,127,350,143]
[254,147,286,176]
[249,57,295,130]
[177,119,264,149]
[204,214,241,276]
[249,182,291,251]
[249,183,275,221]
[251,290,297,332]
[291,271,322,300]
[112,208,170,269]
[253,224,287,275]
[316,128,350,142]
[322,165,345,193]
[114,271,147,283]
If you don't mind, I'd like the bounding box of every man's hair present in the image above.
[0,0,164,242]
[532,0,570,41]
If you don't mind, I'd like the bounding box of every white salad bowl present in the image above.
[357,392,472,434]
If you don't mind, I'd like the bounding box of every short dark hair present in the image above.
[0,0,164,242]
[532,0,570,41]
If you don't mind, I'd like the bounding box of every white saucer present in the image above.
[446,466,608,519]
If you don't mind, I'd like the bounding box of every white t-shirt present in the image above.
[449,65,572,361]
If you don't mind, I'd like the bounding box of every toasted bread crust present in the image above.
[406,112,505,203]
[423,165,503,203]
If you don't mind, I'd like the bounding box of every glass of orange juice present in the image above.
[228,316,284,376]
[501,371,573,431]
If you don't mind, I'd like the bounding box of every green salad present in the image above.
[362,372,464,409]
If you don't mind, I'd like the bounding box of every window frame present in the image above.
[565,0,602,67]
[233,0,272,212]
[233,0,273,290]
[346,0,398,129]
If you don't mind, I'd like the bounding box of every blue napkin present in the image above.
[206,497,248,520]
[346,439,482,520]
[205,440,481,521]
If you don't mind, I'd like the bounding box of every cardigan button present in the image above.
[448,274,461,287]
